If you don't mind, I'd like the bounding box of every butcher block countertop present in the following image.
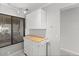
[23,35,45,43]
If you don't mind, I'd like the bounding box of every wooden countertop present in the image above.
[23,35,45,43]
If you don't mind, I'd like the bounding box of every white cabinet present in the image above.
[26,9,46,29]
[41,9,47,29]
[24,38,46,56]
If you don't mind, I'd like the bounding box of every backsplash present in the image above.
[29,29,46,37]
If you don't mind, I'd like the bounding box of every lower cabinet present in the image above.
[24,38,46,56]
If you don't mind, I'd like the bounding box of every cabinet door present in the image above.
[24,39,33,56]
[41,9,47,29]
[12,17,24,44]
[26,9,46,29]
[0,14,11,47]
[29,9,41,29]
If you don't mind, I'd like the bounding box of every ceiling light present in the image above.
[24,9,29,14]
[24,10,27,14]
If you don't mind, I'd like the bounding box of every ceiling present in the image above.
[0,3,75,15]
[9,3,47,9]
[0,3,49,14]
[8,3,48,13]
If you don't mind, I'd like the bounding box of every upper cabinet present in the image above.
[26,9,46,29]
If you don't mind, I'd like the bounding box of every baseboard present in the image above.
[24,53,27,56]
[60,48,79,56]
[9,50,24,56]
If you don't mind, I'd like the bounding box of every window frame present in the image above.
[0,13,25,48]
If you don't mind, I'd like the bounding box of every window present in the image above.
[0,14,25,48]
[12,17,24,44]
[0,14,11,47]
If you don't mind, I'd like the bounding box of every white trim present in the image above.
[60,48,79,56]
[9,50,24,56]
[61,3,79,11]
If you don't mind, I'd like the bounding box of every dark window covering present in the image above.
[0,13,25,48]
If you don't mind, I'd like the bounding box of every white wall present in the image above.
[0,4,24,18]
[25,3,75,56]
[44,3,76,56]
[0,4,24,56]
[61,6,79,55]
[46,4,60,56]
